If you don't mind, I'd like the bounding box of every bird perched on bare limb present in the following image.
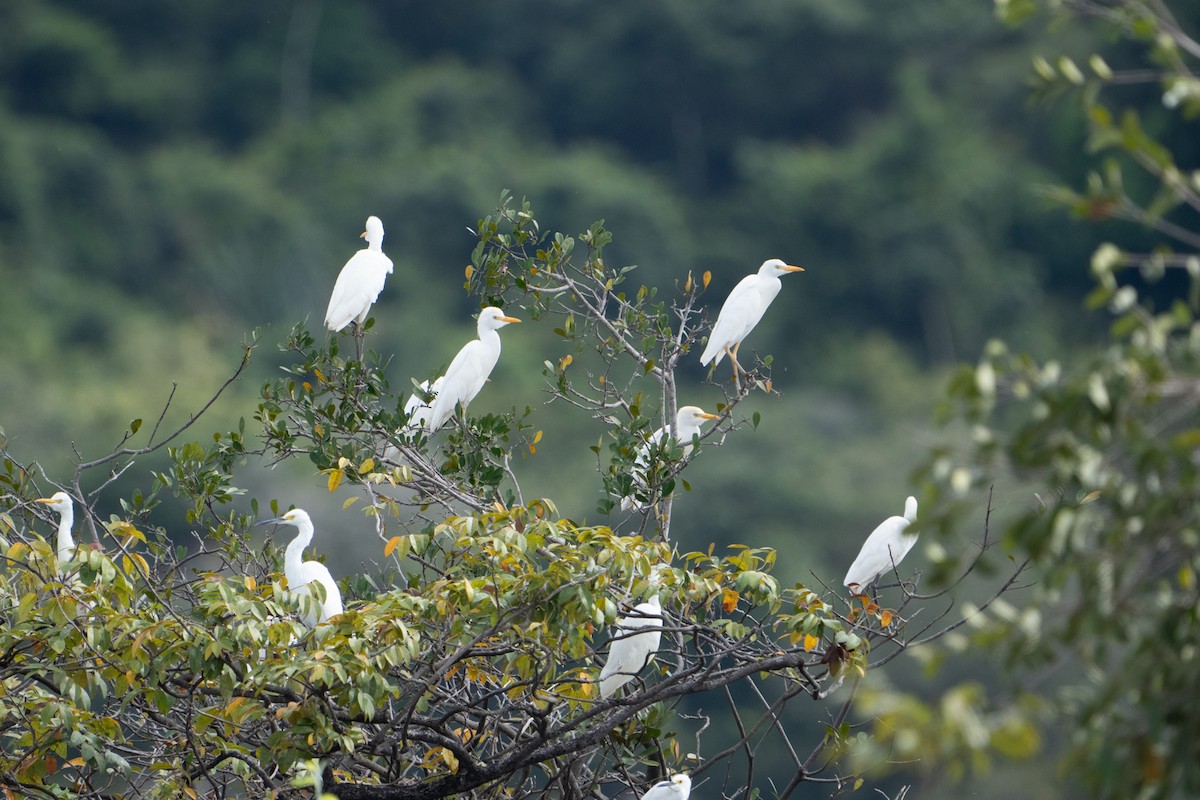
[701,258,803,386]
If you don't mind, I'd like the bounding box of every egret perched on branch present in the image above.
[620,406,719,511]
[258,509,343,627]
[598,586,664,699]
[35,491,76,569]
[324,216,394,355]
[425,307,521,432]
[844,496,919,592]
[701,258,804,382]
[639,774,691,800]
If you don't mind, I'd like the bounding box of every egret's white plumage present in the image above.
[35,491,76,565]
[598,593,663,699]
[639,773,691,800]
[425,307,521,432]
[620,406,719,511]
[700,258,804,375]
[324,216,394,333]
[404,377,444,433]
[259,509,343,627]
[844,496,919,591]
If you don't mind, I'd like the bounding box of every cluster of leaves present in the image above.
[1,468,885,799]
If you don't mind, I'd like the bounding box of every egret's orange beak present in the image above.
[360,231,368,239]
[699,412,720,420]
[499,316,522,323]
[35,497,54,505]
[782,264,804,272]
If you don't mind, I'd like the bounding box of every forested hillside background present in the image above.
[0,0,1097,546]
[3,0,1197,798]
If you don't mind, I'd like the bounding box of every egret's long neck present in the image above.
[367,234,384,252]
[284,521,313,580]
[479,327,501,350]
[56,508,75,562]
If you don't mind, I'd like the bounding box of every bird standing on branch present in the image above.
[36,491,77,570]
[844,495,919,593]
[701,258,804,386]
[620,406,719,511]
[598,590,664,699]
[258,509,343,627]
[425,307,521,433]
[324,216,394,359]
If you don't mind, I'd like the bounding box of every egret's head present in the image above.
[258,508,312,528]
[759,258,804,277]
[36,491,73,514]
[676,406,719,429]
[362,215,385,243]
[478,306,522,331]
[669,774,691,793]
[903,495,918,524]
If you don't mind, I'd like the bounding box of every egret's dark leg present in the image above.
[727,343,744,390]
[352,321,364,362]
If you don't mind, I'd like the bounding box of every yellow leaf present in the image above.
[342,496,360,510]
[313,368,326,384]
[464,264,474,281]
[702,270,712,288]
[559,354,572,370]
[327,469,344,493]
[803,634,818,652]
[359,457,376,474]
[880,609,894,627]
[533,430,543,444]
[244,576,257,592]
[384,536,403,558]
[721,588,739,613]
[302,381,312,392]
[684,271,693,293]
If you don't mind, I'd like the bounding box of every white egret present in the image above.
[324,216,394,338]
[700,258,804,380]
[620,406,719,511]
[639,774,691,800]
[425,307,521,432]
[843,496,919,592]
[258,509,343,627]
[598,589,664,699]
[35,491,76,566]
